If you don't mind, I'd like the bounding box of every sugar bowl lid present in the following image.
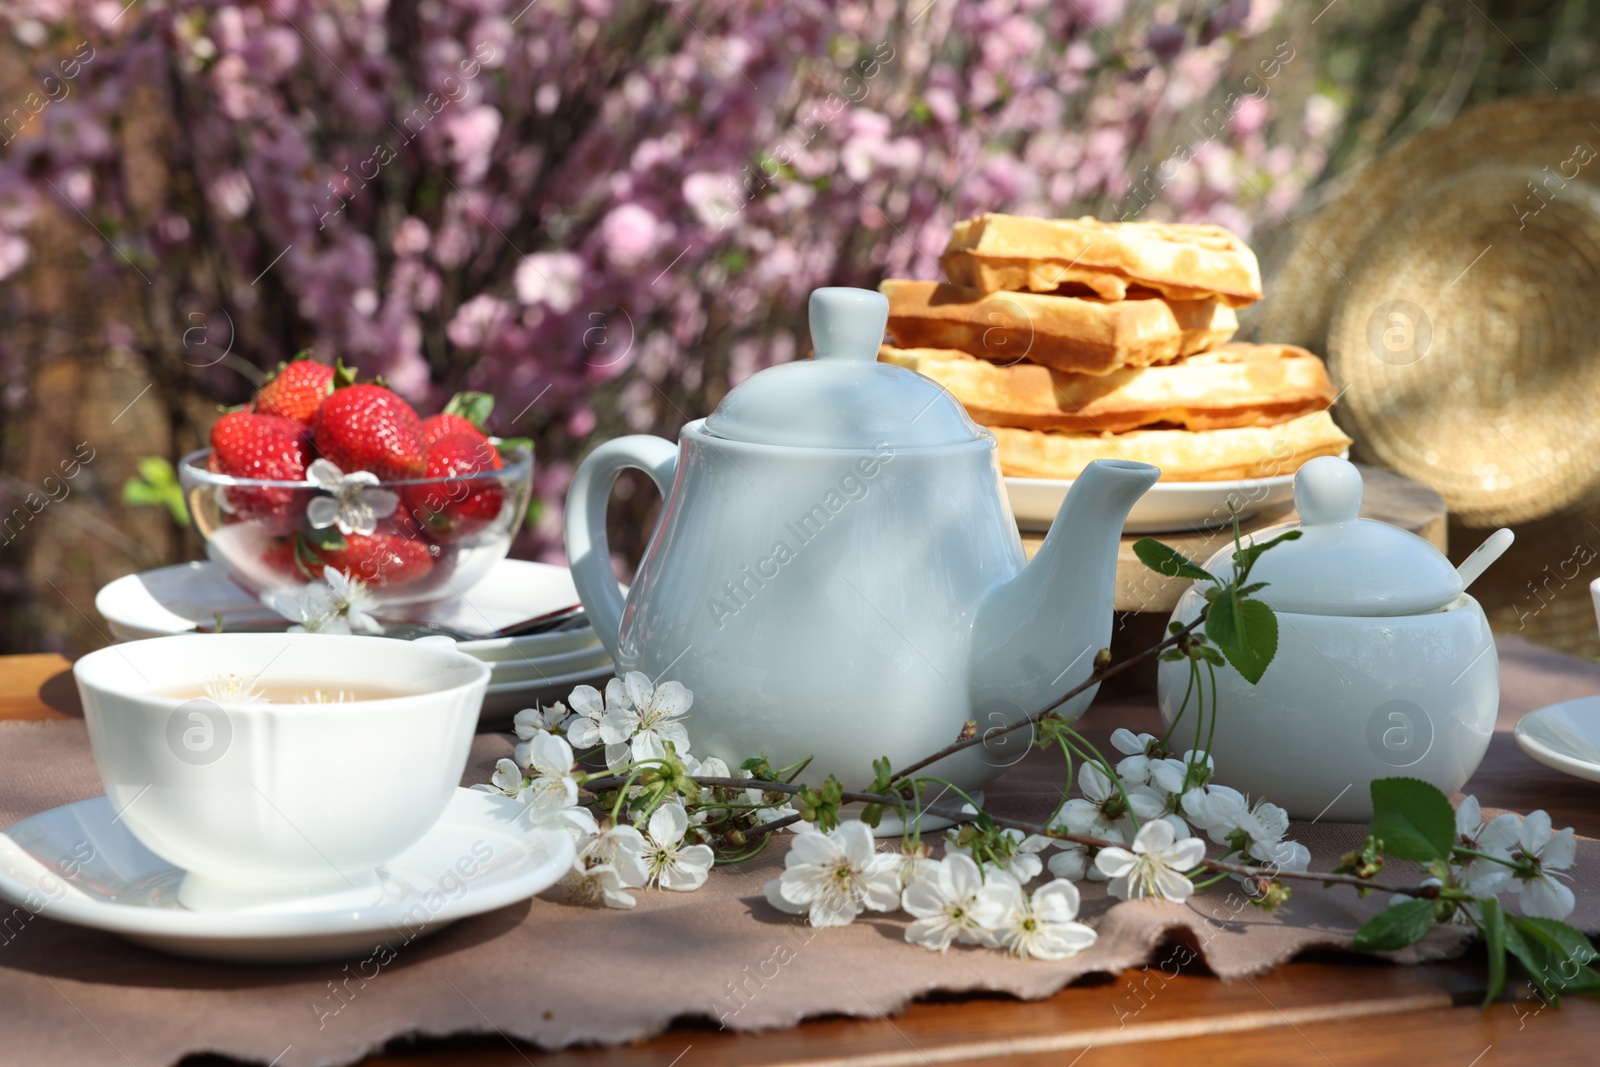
[1204,456,1464,616]
[702,287,984,449]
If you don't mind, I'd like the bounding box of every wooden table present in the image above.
[6,654,1597,1066]
[1024,465,1449,614]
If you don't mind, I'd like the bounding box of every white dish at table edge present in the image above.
[95,559,601,659]
[1515,697,1600,784]
[1006,472,1295,533]
[0,789,574,963]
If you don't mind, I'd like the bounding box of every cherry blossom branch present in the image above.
[883,616,1205,786]
[578,773,1436,898]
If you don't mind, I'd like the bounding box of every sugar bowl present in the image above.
[1157,456,1509,821]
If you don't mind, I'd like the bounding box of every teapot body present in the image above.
[609,421,1026,794]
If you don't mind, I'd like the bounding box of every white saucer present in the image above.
[0,789,574,963]
[1515,697,1600,784]
[489,642,613,685]
[1007,473,1295,534]
[96,559,599,659]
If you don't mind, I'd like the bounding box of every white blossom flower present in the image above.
[202,673,266,705]
[764,820,901,927]
[1506,810,1577,920]
[741,768,801,827]
[946,828,1052,884]
[513,702,569,739]
[1047,821,1127,883]
[1059,763,1165,841]
[1181,784,1285,850]
[893,843,936,890]
[322,569,381,634]
[264,571,381,635]
[566,678,630,749]
[1046,840,1091,881]
[1451,802,1516,901]
[639,801,714,891]
[266,581,346,634]
[1095,819,1207,903]
[1110,728,1163,785]
[559,822,649,909]
[982,877,1099,961]
[527,802,599,845]
[683,754,731,824]
[901,853,998,952]
[1455,795,1486,844]
[599,672,692,769]
[685,754,729,780]
[479,757,531,801]
[509,732,580,813]
[306,458,400,537]
[1252,836,1311,874]
[1146,751,1212,798]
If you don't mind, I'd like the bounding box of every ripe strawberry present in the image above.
[208,411,313,530]
[255,360,335,426]
[421,391,494,448]
[260,537,310,581]
[420,413,488,448]
[314,531,434,588]
[311,383,426,481]
[403,433,506,540]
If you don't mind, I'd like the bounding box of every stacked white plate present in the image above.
[94,559,613,730]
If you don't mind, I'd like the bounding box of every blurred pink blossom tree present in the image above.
[0,0,1340,559]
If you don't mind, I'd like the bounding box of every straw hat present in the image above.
[1259,94,1600,526]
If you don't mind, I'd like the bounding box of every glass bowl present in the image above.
[177,445,534,613]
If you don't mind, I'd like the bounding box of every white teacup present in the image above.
[74,633,491,911]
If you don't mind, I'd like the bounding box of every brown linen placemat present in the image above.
[0,635,1596,1067]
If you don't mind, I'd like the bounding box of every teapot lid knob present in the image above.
[810,287,889,362]
[1294,455,1364,526]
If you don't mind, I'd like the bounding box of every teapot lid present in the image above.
[1199,456,1463,616]
[702,287,985,449]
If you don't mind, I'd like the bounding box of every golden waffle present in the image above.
[880,280,1237,376]
[941,214,1264,307]
[989,410,1353,482]
[880,343,1337,434]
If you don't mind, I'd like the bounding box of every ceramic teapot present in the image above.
[1157,456,1508,821]
[565,287,1159,806]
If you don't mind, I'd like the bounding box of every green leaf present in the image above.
[1132,537,1214,581]
[444,391,495,429]
[1352,898,1436,951]
[493,436,534,455]
[1211,598,1278,684]
[301,523,346,552]
[1506,915,1600,1002]
[1506,921,1562,1004]
[1479,897,1507,1006]
[292,533,325,576]
[1368,778,1456,862]
[1231,529,1303,579]
[120,457,190,527]
[1204,592,1239,649]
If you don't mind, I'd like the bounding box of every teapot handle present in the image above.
[564,435,680,659]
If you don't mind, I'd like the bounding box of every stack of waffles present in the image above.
[879,214,1350,481]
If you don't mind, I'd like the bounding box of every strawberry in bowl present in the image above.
[179,359,533,613]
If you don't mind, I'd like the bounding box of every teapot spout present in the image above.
[968,460,1160,735]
